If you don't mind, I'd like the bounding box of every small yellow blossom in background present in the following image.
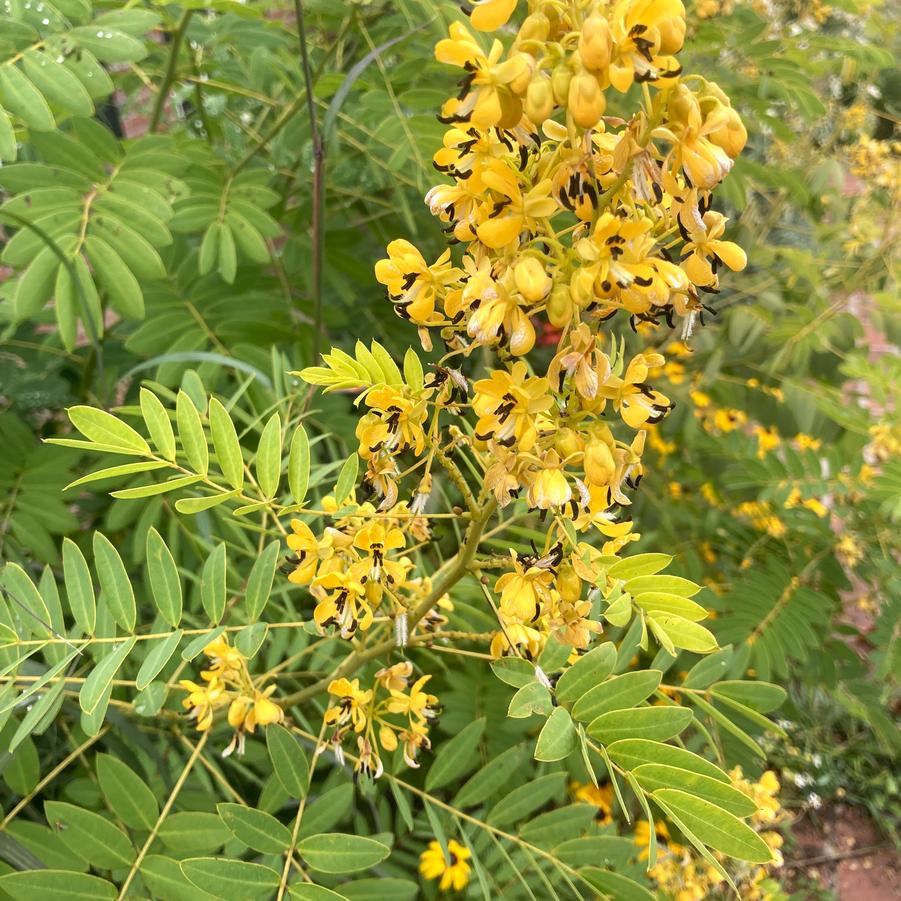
[419,838,471,892]
[794,433,821,452]
[571,781,614,824]
[752,424,781,458]
[836,533,864,568]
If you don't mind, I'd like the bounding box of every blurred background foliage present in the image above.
[0,0,898,895]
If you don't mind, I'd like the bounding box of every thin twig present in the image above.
[294,0,325,363]
[150,10,194,133]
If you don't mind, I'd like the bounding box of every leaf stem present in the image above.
[150,10,194,133]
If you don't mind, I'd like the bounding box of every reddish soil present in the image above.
[785,806,900,900]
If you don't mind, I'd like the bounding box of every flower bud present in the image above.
[706,105,747,158]
[514,256,552,301]
[556,564,582,602]
[570,266,596,307]
[578,12,612,72]
[658,9,687,55]
[517,10,550,43]
[555,427,584,459]
[525,75,555,124]
[547,283,574,327]
[568,68,606,129]
[551,62,573,105]
[584,438,615,486]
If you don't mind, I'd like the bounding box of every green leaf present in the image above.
[425,717,486,791]
[490,656,535,688]
[217,222,237,284]
[65,460,170,491]
[606,739,731,782]
[92,532,136,632]
[91,214,165,279]
[537,634,572,672]
[0,108,16,161]
[158,812,230,853]
[288,424,311,505]
[96,753,159,831]
[44,802,133,869]
[14,246,58,319]
[554,642,616,704]
[647,615,718,654]
[79,636,136,715]
[581,869,656,901]
[711,680,787,713]
[68,406,150,453]
[0,870,116,900]
[255,413,281,499]
[534,707,577,762]
[651,789,773,863]
[607,554,672,580]
[176,390,209,476]
[113,474,203,499]
[682,647,733,689]
[571,670,662,723]
[136,629,183,690]
[1,562,52,639]
[245,540,280,620]
[487,771,566,827]
[199,222,220,275]
[217,803,291,853]
[146,527,183,626]
[182,627,224,661]
[297,834,391,874]
[454,744,526,808]
[267,723,309,798]
[22,51,93,116]
[0,65,54,131]
[54,259,77,349]
[588,706,693,744]
[402,348,424,392]
[69,27,148,64]
[507,681,552,718]
[141,854,221,901]
[180,858,280,901]
[201,544,227,624]
[688,694,765,758]
[209,397,244,490]
[84,234,144,318]
[174,489,240,513]
[633,765,757,817]
[333,454,359,505]
[633,592,708,621]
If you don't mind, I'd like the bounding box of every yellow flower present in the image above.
[681,211,747,287]
[475,160,557,249]
[472,362,553,452]
[572,781,614,824]
[312,570,374,637]
[324,677,373,732]
[495,557,555,623]
[752,424,781,458]
[375,239,460,325]
[435,23,529,129]
[419,838,472,892]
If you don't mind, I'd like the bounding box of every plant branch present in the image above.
[150,10,194,133]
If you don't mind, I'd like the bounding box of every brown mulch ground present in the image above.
[784,806,900,900]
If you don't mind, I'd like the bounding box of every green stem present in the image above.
[150,10,194,133]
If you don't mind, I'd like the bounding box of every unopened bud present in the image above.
[568,68,606,129]
[525,75,555,124]
[578,12,612,72]
[551,62,573,106]
[547,283,574,327]
[514,256,552,302]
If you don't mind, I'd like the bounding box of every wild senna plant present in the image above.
[281,0,747,779]
[2,1,792,896]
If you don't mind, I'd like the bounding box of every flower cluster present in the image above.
[287,508,419,639]
[179,635,284,756]
[293,0,748,768]
[323,661,440,778]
